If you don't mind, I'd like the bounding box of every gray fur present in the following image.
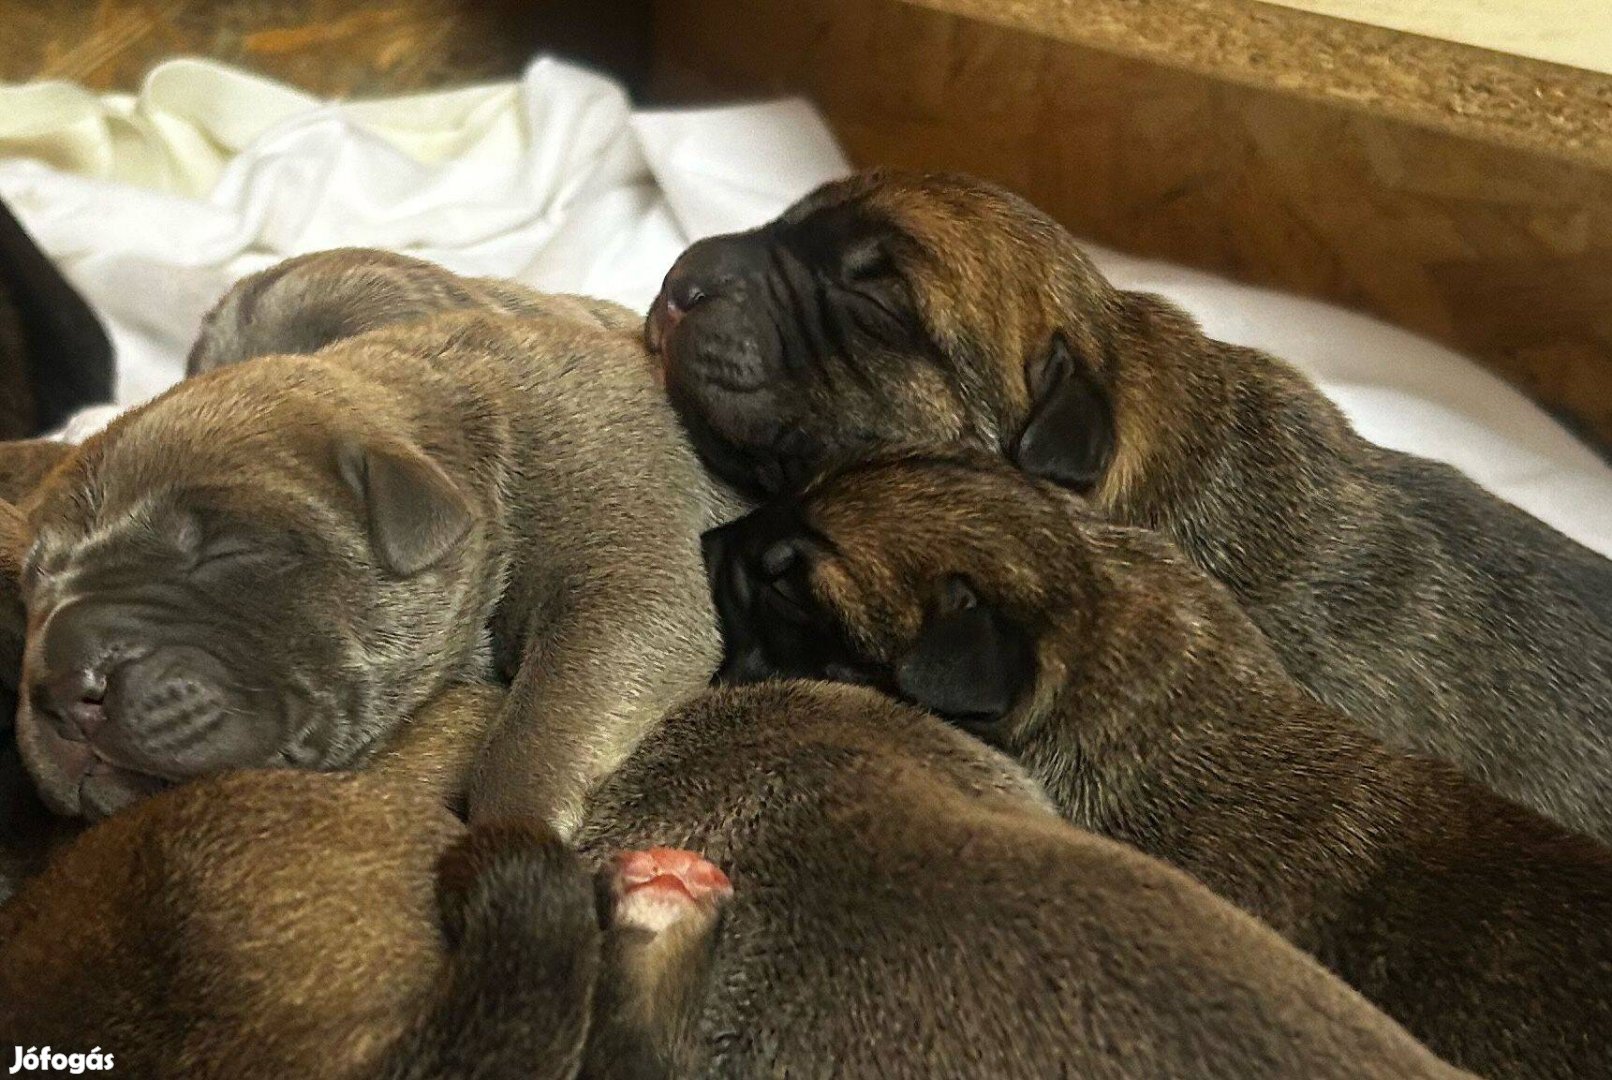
[17,250,731,830]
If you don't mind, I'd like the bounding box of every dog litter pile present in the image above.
[5,50,1612,1080]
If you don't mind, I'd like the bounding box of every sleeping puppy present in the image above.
[575,679,1471,1079]
[185,247,640,375]
[15,252,728,831]
[705,451,1612,1080]
[646,168,1612,844]
[1,685,732,1079]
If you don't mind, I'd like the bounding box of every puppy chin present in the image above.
[78,762,169,821]
[15,710,169,820]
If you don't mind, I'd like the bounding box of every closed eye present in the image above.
[840,241,897,284]
[192,541,286,573]
[761,581,812,624]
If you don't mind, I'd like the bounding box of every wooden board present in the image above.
[649,0,1612,448]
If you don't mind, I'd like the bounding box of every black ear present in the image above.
[0,197,115,436]
[703,517,774,685]
[1011,334,1114,493]
[701,522,740,604]
[894,577,1037,729]
[337,437,474,576]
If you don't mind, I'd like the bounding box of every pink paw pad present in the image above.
[610,847,733,934]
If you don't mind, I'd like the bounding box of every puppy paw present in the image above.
[434,818,582,947]
[607,847,733,935]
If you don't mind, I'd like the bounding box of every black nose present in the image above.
[662,233,768,310]
[29,602,127,741]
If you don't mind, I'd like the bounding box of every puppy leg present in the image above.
[377,820,602,1080]
[368,682,506,811]
[585,848,733,1079]
[471,565,720,835]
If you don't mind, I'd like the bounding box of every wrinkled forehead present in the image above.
[805,461,1054,582]
[793,177,1070,358]
[29,406,325,547]
[28,470,315,561]
[798,174,1046,253]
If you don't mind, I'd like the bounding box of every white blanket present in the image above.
[2,56,1608,556]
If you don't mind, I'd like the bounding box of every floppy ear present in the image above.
[336,437,475,576]
[894,577,1037,727]
[1011,334,1114,493]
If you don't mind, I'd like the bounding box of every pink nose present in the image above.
[39,669,109,741]
[645,292,686,356]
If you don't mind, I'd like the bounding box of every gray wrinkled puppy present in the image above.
[705,452,1612,1080]
[16,251,729,829]
[1,685,733,1080]
[646,169,1612,843]
[574,679,1471,1079]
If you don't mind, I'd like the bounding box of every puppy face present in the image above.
[648,171,1119,500]
[14,360,488,820]
[704,453,1091,740]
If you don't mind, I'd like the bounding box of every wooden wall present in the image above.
[648,0,1612,448]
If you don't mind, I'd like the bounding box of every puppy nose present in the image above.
[663,234,767,306]
[35,666,109,740]
[645,290,688,357]
[648,235,768,357]
[30,601,123,740]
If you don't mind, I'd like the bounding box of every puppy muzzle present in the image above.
[18,601,289,819]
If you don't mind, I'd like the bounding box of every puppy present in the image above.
[1,684,732,1080]
[16,252,729,831]
[185,247,640,376]
[0,196,115,438]
[705,451,1612,1079]
[574,679,1470,1079]
[646,168,1612,843]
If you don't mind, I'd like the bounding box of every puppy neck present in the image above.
[1092,292,1358,592]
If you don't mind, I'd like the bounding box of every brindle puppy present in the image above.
[0,686,732,1080]
[575,679,1470,1079]
[647,169,1612,843]
[705,452,1612,1080]
[16,254,727,831]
